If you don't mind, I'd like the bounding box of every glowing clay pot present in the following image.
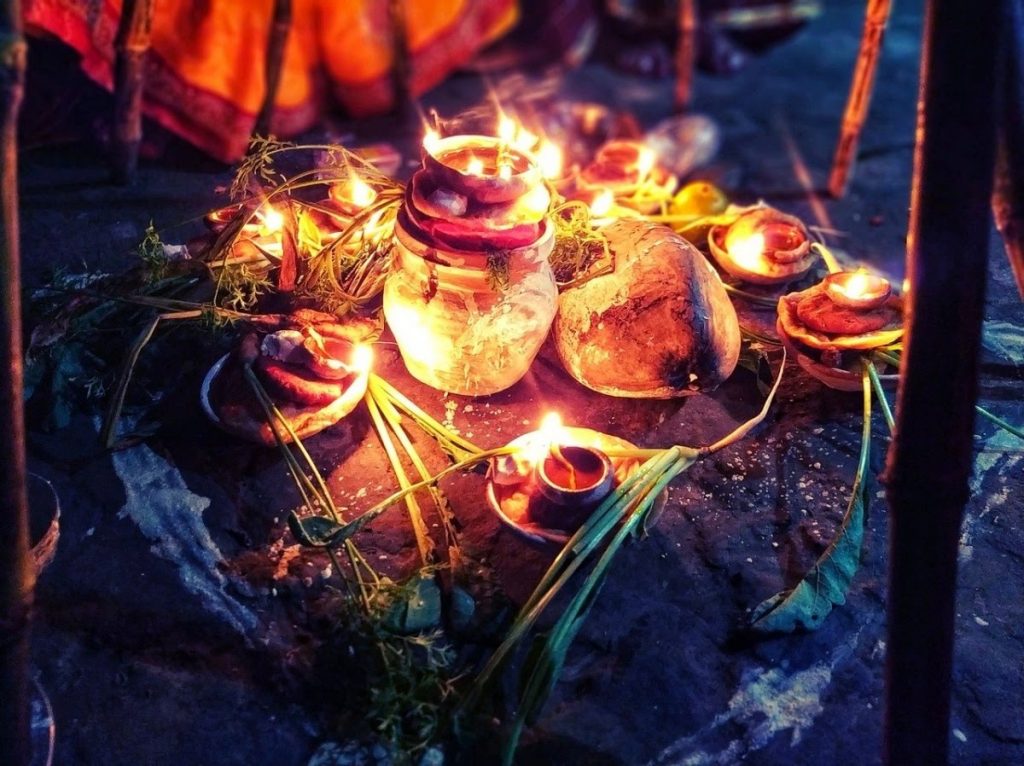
[384,216,557,396]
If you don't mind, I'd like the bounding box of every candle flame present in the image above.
[467,157,485,176]
[350,177,377,209]
[261,206,284,234]
[352,344,374,373]
[423,128,441,154]
[590,189,614,217]
[537,141,563,180]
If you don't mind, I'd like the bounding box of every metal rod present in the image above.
[883,0,1000,762]
[112,0,154,184]
[0,0,34,763]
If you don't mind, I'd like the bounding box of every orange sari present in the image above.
[25,0,518,161]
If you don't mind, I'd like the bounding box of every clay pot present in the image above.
[422,135,541,204]
[554,219,741,398]
[384,216,557,396]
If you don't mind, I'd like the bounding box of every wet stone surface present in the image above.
[22,0,1024,764]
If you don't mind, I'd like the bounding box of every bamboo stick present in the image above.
[253,0,292,138]
[992,0,1024,298]
[112,0,154,184]
[0,1,33,764]
[673,0,698,111]
[827,0,893,198]
[388,0,411,118]
[883,0,1000,762]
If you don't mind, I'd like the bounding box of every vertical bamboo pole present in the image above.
[674,0,697,111]
[0,1,33,765]
[883,0,1000,762]
[253,0,292,139]
[827,0,893,198]
[112,0,154,184]
[992,0,1024,298]
[388,0,411,118]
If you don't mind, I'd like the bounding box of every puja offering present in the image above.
[383,132,558,396]
[554,219,741,398]
[708,206,817,285]
[486,417,660,544]
[777,271,903,391]
[578,139,678,213]
[201,312,374,445]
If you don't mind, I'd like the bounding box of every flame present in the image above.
[537,141,563,180]
[521,184,552,217]
[523,412,569,464]
[260,205,284,234]
[498,163,512,180]
[498,113,517,143]
[636,146,656,179]
[512,127,539,153]
[725,230,766,271]
[350,177,377,209]
[467,157,485,176]
[540,412,564,438]
[590,189,614,217]
[838,271,871,299]
[352,344,374,373]
[423,128,441,154]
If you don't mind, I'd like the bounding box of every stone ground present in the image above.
[19,0,1024,764]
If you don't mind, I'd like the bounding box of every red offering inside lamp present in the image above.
[823,271,892,310]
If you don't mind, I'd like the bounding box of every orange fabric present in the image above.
[25,0,518,161]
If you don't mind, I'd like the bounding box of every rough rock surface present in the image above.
[20,0,1024,764]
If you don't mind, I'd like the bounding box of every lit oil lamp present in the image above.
[329,174,378,215]
[708,207,817,285]
[536,442,614,527]
[421,133,541,204]
[823,270,892,310]
[579,140,678,214]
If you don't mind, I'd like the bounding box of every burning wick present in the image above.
[532,415,613,511]
[349,177,377,209]
[498,163,512,180]
[537,141,563,181]
[823,270,892,310]
[724,230,766,271]
[590,189,614,218]
[498,114,517,144]
[260,205,284,235]
[467,157,485,176]
[636,146,656,180]
[423,128,442,155]
[352,344,374,373]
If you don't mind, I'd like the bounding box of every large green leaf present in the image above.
[750,366,873,633]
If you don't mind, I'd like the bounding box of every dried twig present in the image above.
[828,0,893,198]
[112,0,155,184]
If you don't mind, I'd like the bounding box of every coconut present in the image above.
[554,219,741,398]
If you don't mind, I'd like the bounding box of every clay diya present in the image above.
[201,312,375,445]
[708,207,817,285]
[486,417,662,545]
[578,140,678,214]
[777,270,903,391]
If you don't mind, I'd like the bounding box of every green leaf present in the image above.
[383,574,442,634]
[750,366,873,633]
[749,487,867,632]
[287,513,345,547]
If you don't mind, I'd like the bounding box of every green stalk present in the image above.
[865,359,895,434]
[975,405,1024,440]
[366,389,434,566]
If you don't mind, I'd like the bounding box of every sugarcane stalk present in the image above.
[992,0,1024,298]
[883,0,1000,762]
[827,0,893,198]
[253,0,292,138]
[388,0,411,118]
[674,0,698,111]
[112,0,154,184]
[0,1,32,764]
